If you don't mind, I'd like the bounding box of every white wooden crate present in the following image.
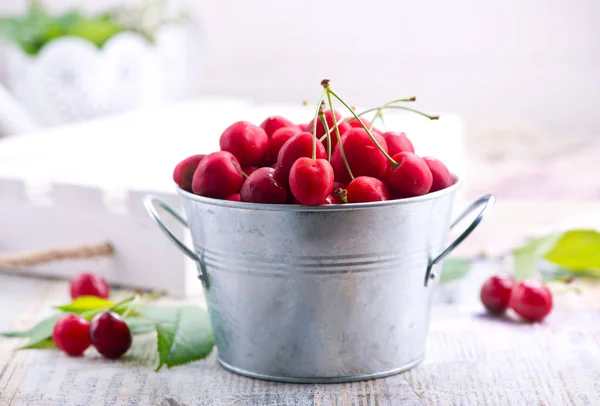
[0,97,466,296]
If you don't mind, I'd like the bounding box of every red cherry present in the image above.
[70,272,110,300]
[346,176,391,203]
[275,132,326,184]
[240,167,288,204]
[219,121,269,167]
[260,116,298,138]
[509,280,553,322]
[423,157,454,192]
[192,151,244,199]
[346,117,371,129]
[331,128,389,184]
[480,274,514,314]
[386,152,433,197]
[172,154,205,192]
[52,314,91,356]
[382,132,415,155]
[269,127,303,163]
[242,166,259,178]
[289,158,334,206]
[89,312,132,359]
[226,193,241,201]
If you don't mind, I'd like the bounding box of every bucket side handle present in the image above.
[143,195,205,282]
[425,194,496,286]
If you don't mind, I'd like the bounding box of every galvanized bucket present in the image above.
[144,177,494,383]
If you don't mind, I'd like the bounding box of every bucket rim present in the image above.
[177,174,462,212]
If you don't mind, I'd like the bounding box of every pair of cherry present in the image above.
[52,273,131,358]
[480,275,553,322]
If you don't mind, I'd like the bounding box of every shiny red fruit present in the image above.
[346,176,391,203]
[240,167,288,204]
[89,312,132,359]
[331,128,389,184]
[346,117,371,129]
[52,314,91,356]
[192,151,244,199]
[269,127,303,163]
[70,272,110,300]
[386,152,433,197]
[480,274,514,314]
[219,121,269,167]
[381,132,414,155]
[306,109,342,139]
[275,132,327,185]
[289,158,334,206]
[172,154,205,192]
[423,157,454,192]
[260,116,298,138]
[509,280,553,322]
[226,193,241,201]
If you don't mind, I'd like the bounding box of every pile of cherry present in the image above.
[173,102,454,205]
[52,273,132,358]
[480,275,553,322]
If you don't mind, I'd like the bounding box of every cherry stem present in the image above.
[356,104,439,121]
[311,90,327,160]
[325,89,354,180]
[242,170,249,179]
[318,108,332,161]
[318,117,346,143]
[326,87,398,168]
[334,188,348,204]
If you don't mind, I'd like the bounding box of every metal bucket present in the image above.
[144,177,494,383]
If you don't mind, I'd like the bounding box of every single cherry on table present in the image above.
[480,274,515,314]
[52,314,91,356]
[509,280,553,322]
[89,311,133,359]
[70,272,110,300]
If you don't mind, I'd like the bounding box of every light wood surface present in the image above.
[1,263,600,406]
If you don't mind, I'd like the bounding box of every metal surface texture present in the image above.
[144,178,494,383]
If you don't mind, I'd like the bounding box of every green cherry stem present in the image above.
[120,294,140,319]
[356,104,439,121]
[311,90,327,160]
[318,117,345,143]
[325,88,354,180]
[242,170,249,179]
[326,87,398,167]
[318,109,332,162]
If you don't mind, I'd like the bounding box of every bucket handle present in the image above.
[143,196,206,281]
[424,194,496,286]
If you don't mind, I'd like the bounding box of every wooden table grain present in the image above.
[1,263,599,406]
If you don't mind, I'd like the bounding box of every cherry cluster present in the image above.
[52,273,132,358]
[480,275,553,322]
[173,80,454,205]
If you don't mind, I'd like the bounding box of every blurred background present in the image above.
[0,0,599,199]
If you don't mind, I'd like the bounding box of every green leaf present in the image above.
[125,317,156,335]
[440,258,471,284]
[544,229,600,272]
[67,18,124,48]
[55,296,115,314]
[140,306,215,371]
[512,233,562,282]
[0,313,63,348]
[21,338,56,350]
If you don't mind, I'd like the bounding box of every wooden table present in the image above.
[1,263,600,406]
